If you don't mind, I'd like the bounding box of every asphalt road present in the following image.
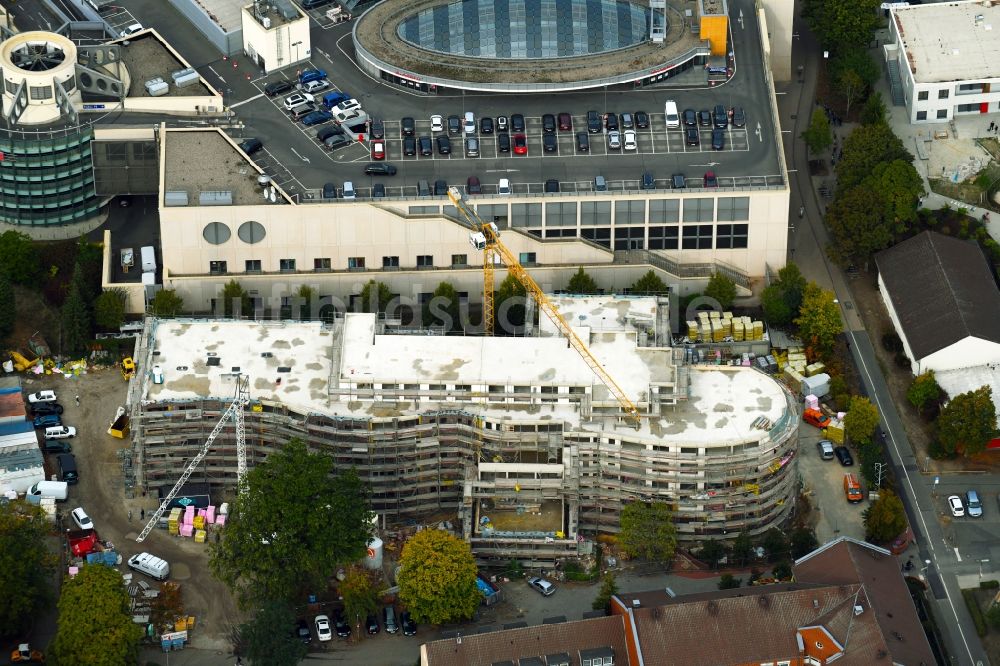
[779,12,992,666]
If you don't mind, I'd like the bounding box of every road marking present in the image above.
[290,147,311,164]
[230,94,264,109]
[207,66,225,83]
[954,547,962,562]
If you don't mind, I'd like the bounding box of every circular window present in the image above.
[202,222,231,244]
[238,221,266,244]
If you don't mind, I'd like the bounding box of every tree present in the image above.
[0,230,41,285]
[0,273,14,342]
[761,285,793,327]
[936,385,998,457]
[358,280,393,314]
[863,490,907,544]
[94,288,127,331]
[50,564,143,665]
[789,527,819,559]
[832,52,879,117]
[592,572,618,612]
[860,91,887,126]
[825,184,895,265]
[986,603,1000,630]
[718,573,742,590]
[772,561,793,580]
[0,501,56,639]
[704,272,737,309]
[761,263,807,326]
[729,531,754,567]
[567,267,599,294]
[844,396,879,445]
[868,160,924,233]
[398,529,480,625]
[296,284,316,320]
[619,501,678,563]
[631,270,668,294]
[150,289,184,317]
[761,528,790,562]
[495,273,527,333]
[908,371,944,416]
[340,566,379,631]
[425,281,461,330]
[774,263,806,313]
[698,540,727,569]
[836,123,912,192]
[801,0,880,53]
[794,282,843,359]
[209,439,372,607]
[150,581,184,628]
[221,279,251,318]
[801,108,832,154]
[61,275,92,355]
[237,599,308,666]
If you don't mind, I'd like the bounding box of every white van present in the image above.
[664,100,680,129]
[128,552,170,580]
[27,480,68,502]
[140,246,156,273]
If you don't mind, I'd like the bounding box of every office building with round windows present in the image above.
[352,0,729,92]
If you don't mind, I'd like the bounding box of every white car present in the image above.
[282,92,315,110]
[948,495,965,517]
[119,23,143,38]
[71,507,93,530]
[623,129,637,151]
[607,130,621,149]
[342,181,356,200]
[314,614,332,642]
[331,99,361,116]
[498,178,511,195]
[45,426,76,439]
[464,111,476,134]
[430,115,444,132]
[28,391,57,403]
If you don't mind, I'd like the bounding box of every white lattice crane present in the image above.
[136,375,250,543]
[447,187,642,426]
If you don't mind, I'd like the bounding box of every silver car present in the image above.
[607,130,621,150]
[528,576,555,596]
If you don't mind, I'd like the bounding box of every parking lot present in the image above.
[97,3,143,35]
[796,424,866,544]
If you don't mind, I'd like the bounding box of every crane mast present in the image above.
[448,187,641,426]
[135,375,250,542]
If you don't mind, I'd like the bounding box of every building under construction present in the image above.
[129,295,799,565]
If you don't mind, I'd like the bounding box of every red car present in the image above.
[513,134,528,155]
[371,140,385,160]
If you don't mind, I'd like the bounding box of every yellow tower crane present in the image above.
[447,187,641,427]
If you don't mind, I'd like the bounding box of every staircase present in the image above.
[886,59,906,107]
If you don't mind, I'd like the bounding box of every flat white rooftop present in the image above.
[895,1,1000,83]
[539,295,659,337]
[144,316,790,445]
[935,365,1000,428]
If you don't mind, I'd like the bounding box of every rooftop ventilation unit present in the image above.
[276,0,298,20]
[164,191,189,206]
[854,604,865,615]
[199,191,233,206]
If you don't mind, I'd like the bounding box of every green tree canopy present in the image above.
[150,289,184,317]
[630,270,668,294]
[907,371,944,416]
[863,490,908,544]
[567,267,599,294]
[704,272,737,309]
[868,160,924,233]
[359,280,393,314]
[340,565,379,630]
[0,273,14,342]
[0,231,41,285]
[761,262,807,327]
[592,572,618,611]
[296,284,316,321]
[794,282,843,359]
[729,531,754,567]
[94,288,127,331]
[619,501,678,563]
[718,573,742,590]
[801,108,832,154]
[937,385,998,457]
[237,599,308,666]
[860,91,887,126]
[425,281,461,330]
[831,51,879,116]
[61,275,92,355]
[0,501,56,639]
[836,123,912,192]
[789,527,819,559]
[698,540,727,569]
[495,273,528,333]
[221,279,251,317]
[398,529,480,625]
[844,396,879,445]
[801,0,880,53]
[51,564,143,665]
[761,528,790,562]
[209,439,372,607]
[825,183,895,266]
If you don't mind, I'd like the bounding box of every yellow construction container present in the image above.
[752,321,765,340]
[825,424,845,444]
[805,362,826,377]
[193,515,205,529]
[194,529,207,543]
[733,320,745,341]
[700,15,729,55]
[687,321,699,341]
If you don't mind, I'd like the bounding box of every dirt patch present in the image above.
[23,369,240,651]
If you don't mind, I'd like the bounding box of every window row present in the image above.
[209,254,471,274]
[560,223,748,250]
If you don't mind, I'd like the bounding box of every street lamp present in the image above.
[291,40,302,64]
[920,559,932,578]
[980,559,991,580]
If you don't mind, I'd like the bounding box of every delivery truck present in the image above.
[26,480,68,502]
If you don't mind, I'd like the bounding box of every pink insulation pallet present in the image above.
[179,524,194,537]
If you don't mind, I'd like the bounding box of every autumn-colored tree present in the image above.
[937,385,998,457]
[150,581,184,628]
[794,282,843,360]
[863,490,907,544]
[398,530,480,625]
[340,566,379,633]
[844,396,879,445]
[619,501,677,563]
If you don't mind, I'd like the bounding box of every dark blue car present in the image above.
[33,414,62,428]
[301,110,332,126]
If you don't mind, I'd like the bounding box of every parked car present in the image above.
[834,446,854,466]
[264,79,294,97]
[683,108,697,127]
[324,134,350,150]
[496,115,509,132]
[464,111,476,134]
[302,79,329,94]
[697,109,712,127]
[711,128,725,150]
[511,113,526,132]
[366,614,380,635]
[498,133,511,153]
[594,175,607,191]
[513,134,528,155]
[671,173,686,189]
[364,162,397,176]
[401,117,415,136]
[634,110,650,128]
[334,612,351,638]
[558,112,572,131]
[605,113,619,131]
[465,137,480,157]
[448,115,462,135]
[713,104,729,128]
[576,132,590,152]
[544,179,559,193]
[31,402,64,416]
[542,134,557,153]
[301,110,332,126]
[685,128,700,146]
[370,118,385,139]
[587,110,602,133]
[434,179,448,195]
[238,138,263,156]
[317,126,343,142]
[430,114,444,132]
[33,414,61,428]
[480,116,494,134]
[607,130,621,149]
[372,183,386,198]
[342,181,356,200]
[401,611,417,636]
[620,112,634,129]
[642,172,655,190]
[370,140,386,160]
[71,507,93,530]
[119,22,144,37]
[528,577,555,596]
[42,439,72,454]
[403,135,416,156]
[703,170,718,187]
[322,182,338,199]
[467,176,482,194]
[498,178,511,195]
[732,106,746,128]
[295,619,311,644]
[948,495,964,517]
[330,99,361,115]
[315,614,332,641]
[28,391,57,403]
[623,129,637,151]
[817,440,834,460]
[418,136,433,156]
[542,113,556,134]
[436,135,451,155]
[383,606,399,634]
[283,92,314,110]
[966,489,983,518]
